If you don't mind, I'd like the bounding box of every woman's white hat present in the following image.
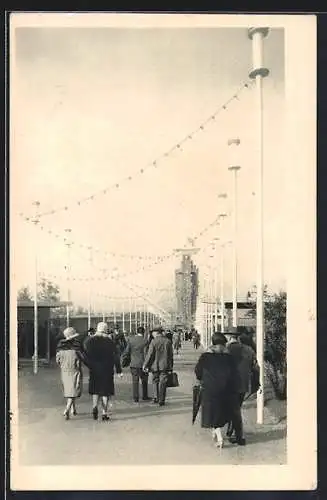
[96,322,108,334]
[63,327,78,339]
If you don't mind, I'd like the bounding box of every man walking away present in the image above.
[172,330,182,356]
[225,329,258,445]
[121,326,151,403]
[143,327,173,406]
[192,330,200,350]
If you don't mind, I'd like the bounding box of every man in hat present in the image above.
[121,326,151,403]
[226,327,258,444]
[143,327,173,406]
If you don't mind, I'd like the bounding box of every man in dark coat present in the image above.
[143,327,173,406]
[113,326,127,355]
[121,326,151,403]
[226,329,258,443]
[192,330,201,350]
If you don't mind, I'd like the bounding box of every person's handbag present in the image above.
[166,371,179,388]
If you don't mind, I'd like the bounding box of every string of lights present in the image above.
[19,80,253,220]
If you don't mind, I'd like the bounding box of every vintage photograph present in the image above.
[9,13,316,491]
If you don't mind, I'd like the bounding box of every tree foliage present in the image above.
[37,278,61,302]
[247,286,287,400]
[17,286,33,301]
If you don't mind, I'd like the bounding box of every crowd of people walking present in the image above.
[55,321,259,450]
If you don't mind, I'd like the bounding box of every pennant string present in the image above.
[19,80,253,220]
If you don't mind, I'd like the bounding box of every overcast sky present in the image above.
[11,24,285,311]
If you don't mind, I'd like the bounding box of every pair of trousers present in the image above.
[152,371,169,404]
[130,368,149,401]
[227,392,246,438]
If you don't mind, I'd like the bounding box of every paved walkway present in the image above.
[17,341,286,465]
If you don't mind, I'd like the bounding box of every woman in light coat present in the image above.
[56,327,85,420]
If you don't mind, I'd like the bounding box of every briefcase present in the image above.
[166,371,179,388]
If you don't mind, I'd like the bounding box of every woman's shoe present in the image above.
[63,410,70,421]
[102,414,110,421]
[92,407,98,420]
[71,408,77,416]
[214,428,224,452]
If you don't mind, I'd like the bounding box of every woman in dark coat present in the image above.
[194,332,238,450]
[84,322,122,421]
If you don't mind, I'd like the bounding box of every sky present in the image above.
[11,24,285,312]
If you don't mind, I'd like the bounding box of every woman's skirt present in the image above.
[88,366,115,397]
[200,391,231,429]
[61,369,82,398]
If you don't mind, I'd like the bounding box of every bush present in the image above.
[247,288,287,400]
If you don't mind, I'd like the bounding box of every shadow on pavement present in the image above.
[245,427,286,444]
[113,406,192,421]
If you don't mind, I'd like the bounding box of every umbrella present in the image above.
[192,384,202,424]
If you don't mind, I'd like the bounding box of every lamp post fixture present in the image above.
[248,26,270,425]
[228,138,241,329]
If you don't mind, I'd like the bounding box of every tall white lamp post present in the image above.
[129,297,133,334]
[87,247,93,329]
[31,201,40,374]
[122,299,125,332]
[102,295,106,322]
[64,228,72,328]
[228,138,241,329]
[217,193,228,333]
[212,238,220,332]
[248,26,270,424]
[113,298,117,327]
[218,212,228,333]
